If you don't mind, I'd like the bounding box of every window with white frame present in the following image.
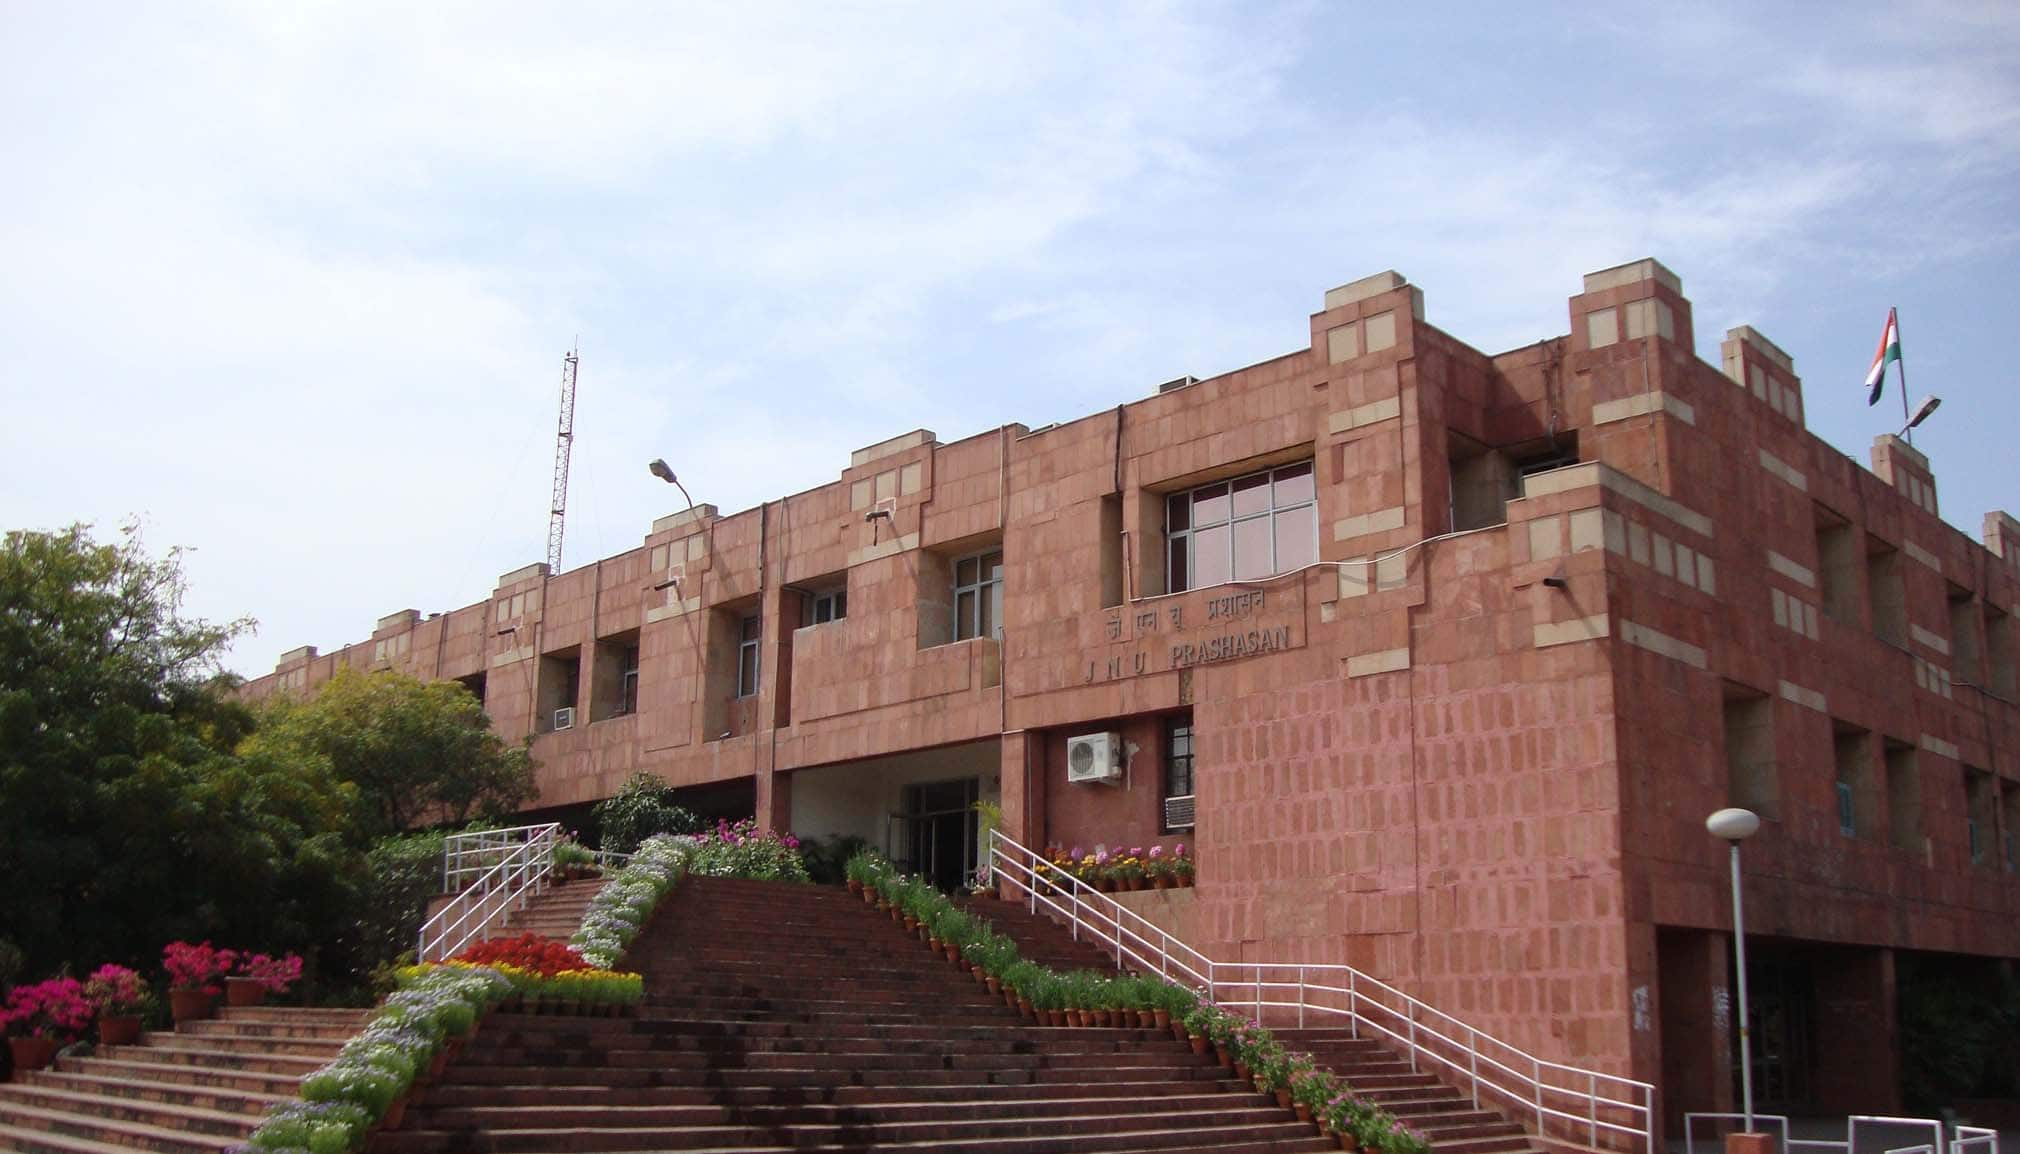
[736,614,761,698]
[954,550,1003,641]
[802,588,848,627]
[1166,461,1317,593]
[619,644,640,715]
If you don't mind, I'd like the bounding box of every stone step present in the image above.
[174,1018,360,1041]
[417,1077,1264,1108]
[56,1056,303,1096]
[145,1031,346,1059]
[0,1100,239,1154]
[0,1083,259,1139]
[19,1069,286,1116]
[81,1043,325,1076]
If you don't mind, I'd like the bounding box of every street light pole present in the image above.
[1706,807,1761,1134]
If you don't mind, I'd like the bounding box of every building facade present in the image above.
[244,260,2020,1127]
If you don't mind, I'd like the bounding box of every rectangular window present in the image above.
[1163,717,1195,832]
[1815,509,1858,623]
[1885,740,1920,853]
[1166,460,1317,593]
[736,614,761,698]
[1949,587,1982,686]
[954,550,1004,641]
[1723,687,1777,819]
[1832,727,1875,840]
[1986,608,2017,700]
[1867,541,1906,646]
[620,644,640,715]
[2003,782,2019,872]
[1965,768,1996,867]
[801,588,848,627]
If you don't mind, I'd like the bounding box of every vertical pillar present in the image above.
[999,731,1044,846]
[1659,929,1735,1136]
[1811,946,1899,1114]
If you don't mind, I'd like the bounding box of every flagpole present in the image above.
[1893,306,1913,444]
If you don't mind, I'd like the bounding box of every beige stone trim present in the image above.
[1325,395,1400,434]
[1757,449,1808,493]
[1910,623,1951,656]
[489,644,536,668]
[1333,505,1406,541]
[1338,559,1371,599]
[652,504,718,535]
[1326,324,1360,364]
[1619,619,1707,668]
[1324,270,1407,311]
[1522,462,1712,539]
[1593,391,1695,427]
[279,645,318,665]
[848,531,920,568]
[1777,680,1828,714]
[1583,258,1682,295]
[1728,326,1795,372]
[1919,734,1960,761]
[1364,310,1398,353]
[1534,614,1610,649]
[1569,508,1605,553]
[1766,549,1816,589]
[899,461,924,496]
[643,596,702,625]
[851,429,935,468]
[1902,539,1941,572]
[497,562,549,586]
[1587,308,1618,350]
[1346,647,1412,677]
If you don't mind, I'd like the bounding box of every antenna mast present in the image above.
[545,345,579,573]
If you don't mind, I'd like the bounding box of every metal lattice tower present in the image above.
[545,346,579,573]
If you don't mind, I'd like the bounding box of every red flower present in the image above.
[451,933,591,977]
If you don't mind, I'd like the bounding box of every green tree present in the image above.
[247,668,536,838]
[593,771,705,854]
[0,524,362,978]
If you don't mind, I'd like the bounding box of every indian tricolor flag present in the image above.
[1866,308,1901,406]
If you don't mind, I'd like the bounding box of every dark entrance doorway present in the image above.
[901,777,978,892]
[1739,952,1816,1113]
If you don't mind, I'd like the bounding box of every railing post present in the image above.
[1589,1070,1598,1147]
[1349,971,1358,1040]
[1470,1026,1480,1108]
[1534,1057,1545,1138]
[1409,1011,1418,1072]
[1298,967,1306,1028]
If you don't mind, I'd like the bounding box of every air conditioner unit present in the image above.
[1066,732,1123,785]
[552,707,575,731]
[1163,794,1196,831]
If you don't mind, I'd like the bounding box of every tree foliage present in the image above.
[593,771,704,854]
[247,669,536,838]
[0,524,361,978]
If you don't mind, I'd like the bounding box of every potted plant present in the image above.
[82,964,153,1046]
[551,836,596,883]
[1,977,91,1076]
[229,952,304,1007]
[1172,843,1195,887]
[162,941,236,1026]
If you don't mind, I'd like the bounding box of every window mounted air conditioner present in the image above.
[1163,794,1196,831]
[553,707,575,731]
[1066,732,1123,785]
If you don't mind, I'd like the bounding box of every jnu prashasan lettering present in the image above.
[1169,624,1292,669]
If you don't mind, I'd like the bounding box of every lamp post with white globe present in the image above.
[1705,807,1762,1133]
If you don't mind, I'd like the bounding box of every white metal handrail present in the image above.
[442,823,563,892]
[989,830,1657,1154]
[1683,1112,1998,1154]
[418,823,560,961]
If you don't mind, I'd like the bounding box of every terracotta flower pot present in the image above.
[169,988,216,1025]
[985,976,1001,995]
[1138,1010,1156,1029]
[903,916,917,931]
[1189,1035,1209,1056]
[97,1016,143,1046]
[1173,1021,1190,1043]
[1295,1103,1313,1124]
[847,880,862,895]
[1154,877,1173,890]
[1339,1134,1356,1152]
[378,1094,407,1131]
[7,1036,58,1076]
[1153,1009,1171,1030]
[1234,1061,1250,1080]
[1215,1044,1233,1069]
[225,977,267,1007]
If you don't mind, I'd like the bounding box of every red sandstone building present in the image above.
[245,259,2020,1128]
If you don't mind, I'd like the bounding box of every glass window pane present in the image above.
[1274,505,1318,574]
[1192,483,1230,527]
[833,591,847,619]
[1231,472,1271,518]
[741,615,761,641]
[1168,535,1189,593]
[739,647,758,695]
[956,557,978,587]
[1193,524,1231,588]
[1233,516,1273,579]
[984,551,1003,582]
[802,596,817,628]
[1166,492,1188,532]
[1273,461,1315,506]
[956,590,976,640]
[983,582,1001,640]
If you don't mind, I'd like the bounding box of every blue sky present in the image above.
[2,2,2015,677]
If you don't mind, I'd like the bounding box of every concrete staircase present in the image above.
[960,901,1541,1154]
[378,876,1336,1153]
[498,877,602,942]
[0,1005,369,1154]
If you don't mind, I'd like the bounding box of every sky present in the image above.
[2,1,2016,678]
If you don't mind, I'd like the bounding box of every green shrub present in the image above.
[593,773,705,855]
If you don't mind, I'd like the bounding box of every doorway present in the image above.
[901,777,978,892]
[1740,953,1816,1113]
